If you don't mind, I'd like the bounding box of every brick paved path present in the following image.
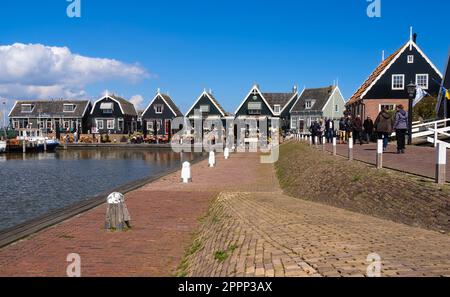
[322,142,450,182]
[0,153,278,276]
[185,192,450,277]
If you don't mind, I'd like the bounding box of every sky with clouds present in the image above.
[0,0,449,116]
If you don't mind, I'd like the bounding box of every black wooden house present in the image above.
[141,90,183,138]
[90,94,138,134]
[437,51,450,119]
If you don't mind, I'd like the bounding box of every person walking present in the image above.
[309,120,319,145]
[318,119,325,145]
[394,105,409,154]
[352,115,363,145]
[338,117,346,144]
[345,116,353,142]
[325,118,334,143]
[363,116,374,143]
[374,107,394,151]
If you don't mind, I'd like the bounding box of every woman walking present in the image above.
[394,105,409,154]
[374,106,394,151]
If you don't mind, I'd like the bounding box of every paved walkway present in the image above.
[320,141,450,182]
[0,153,278,276]
[186,192,450,277]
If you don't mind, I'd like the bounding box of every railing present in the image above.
[412,118,450,147]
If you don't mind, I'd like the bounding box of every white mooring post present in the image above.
[376,139,383,169]
[315,136,318,148]
[181,161,192,183]
[436,143,447,185]
[209,151,216,167]
[322,136,326,152]
[309,136,312,146]
[332,137,337,156]
[348,138,354,161]
[224,147,230,160]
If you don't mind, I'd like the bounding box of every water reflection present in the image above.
[0,149,203,231]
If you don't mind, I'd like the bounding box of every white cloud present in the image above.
[0,43,150,99]
[130,94,145,110]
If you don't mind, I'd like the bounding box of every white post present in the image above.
[436,143,447,185]
[434,122,438,148]
[376,139,383,169]
[181,161,192,183]
[315,136,318,148]
[209,151,216,168]
[309,135,312,146]
[348,138,354,161]
[224,147,230,160]
[332,137,337,156]
[322,136,326,152]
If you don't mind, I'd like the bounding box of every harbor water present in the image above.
[0,149,202,231]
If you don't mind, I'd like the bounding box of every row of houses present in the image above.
[8,84,347,137]
[8,31,449,138]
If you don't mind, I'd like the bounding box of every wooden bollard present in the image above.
[22,140,26,154]
[376,139,383,169]
[322,136,326,152]
[44,140,47,152]
[309,136,312,146]
[105,192,131,231]
[333,137,337,156]
[315,136,318,148]
[436,143,447,185]
[348,138,354,161]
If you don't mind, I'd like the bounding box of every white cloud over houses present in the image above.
[129,94,145,110]
[0,43,149,99]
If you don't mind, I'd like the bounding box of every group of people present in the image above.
[308,105,409,154]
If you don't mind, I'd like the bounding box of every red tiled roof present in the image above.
[347,44,406,105]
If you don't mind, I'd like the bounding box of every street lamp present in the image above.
[406,82,416,145]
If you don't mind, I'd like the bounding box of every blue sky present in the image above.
[0,0,449,114]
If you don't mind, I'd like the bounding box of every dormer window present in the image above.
[21,104,34,113]
[274,105,281,114]
[63,104,76,113]
[200,105,210,113]
[155,104,164,114]
[100,102,114,114]
[408,55,414,64]
[305,100,313,109]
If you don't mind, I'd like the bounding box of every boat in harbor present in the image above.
[0,141,6,153]
[7,129,60,153]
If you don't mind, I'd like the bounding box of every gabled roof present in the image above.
[347,40,443,105]
[262,92,297,113]
[142,92,183,117]
[235,84,297,116]
[290,86,336,112]
[9,100,91,118]
[91,94,137,116]
[186,91,228,117]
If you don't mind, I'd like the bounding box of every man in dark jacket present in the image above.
[374,107,395,151]
[363,116,374,143]
[352,115,363,145]
[309,121,320,145]
[394,104,409,154]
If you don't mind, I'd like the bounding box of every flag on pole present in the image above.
[413,86,430,107]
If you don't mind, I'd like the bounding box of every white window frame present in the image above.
[291,116,298,129]
[379,104,397,112]
[200,105,210,113]
[21,104,34,113]
[407,55,414,64]
[96,119,104,130]
[155,105,164,114]
[147,121,154,131]
[392,74,405,90]
[305,101,312,109]
[107,119,115,130]
[416,74,429,90]
[63,104,76,113]
[274,105,281,114]
[335,105,339,112]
